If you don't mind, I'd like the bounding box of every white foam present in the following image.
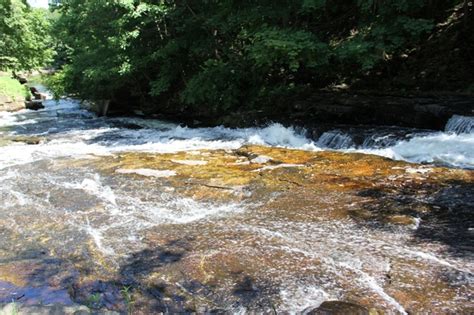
[0,140,111,170]
[352,132,474,169]
[340,262,407,315]
[399,248,464,271]
[279,286,328,313]
[144,198,244,224]
[389,132,474,169]
[10,190,29,206]
[63,194,246,256]
[405,167,433,174]
[1,98,473,171]
[0,110,36,127]
[112,138,244,154]
[116,168,177,178]
[246,123,315,148]
[445,115,474,134]
[250,155,272,164]
[254,164,305,172]
[171,159,208,166]
[84,217,115,255]
[412,217,421,230]
[63,174,117,207]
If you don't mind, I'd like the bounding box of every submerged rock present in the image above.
[25,100,44,110]
[0,95,25,112]
[308,301,371,315]
[6,135,43,145]
[0,145,472,314]
[30,86,47,101]
[0,303,92,315]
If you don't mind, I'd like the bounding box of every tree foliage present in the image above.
[50,0,463,115]
[0,0,54,71]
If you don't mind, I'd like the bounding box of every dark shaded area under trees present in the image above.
[47,0,473,127]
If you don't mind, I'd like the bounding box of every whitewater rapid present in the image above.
[1,96,473,313]
[0,97,473,170]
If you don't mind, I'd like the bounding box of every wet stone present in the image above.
[307,301,371,315]
[0,258,78,306]
[0,143,473,313]
[6,135,43,145]
[385,215,418,226]
[0,303,93,315]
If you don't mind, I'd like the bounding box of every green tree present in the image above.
[49,0,463,115]
[0,0,54,71]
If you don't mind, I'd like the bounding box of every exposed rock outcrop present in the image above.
[30,86,47,100]
[0,95,25,112]
[0,146,472,313]
[211,92,474,131]
[25,99,44,110]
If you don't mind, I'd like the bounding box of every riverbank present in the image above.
[0,74,48,112]
[0,75,30,112]
[195,90,474,131]
[100,89,474,134]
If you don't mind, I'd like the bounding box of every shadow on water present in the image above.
[112,239,278,313]
[0,237,277,313]
[73,239,195,313]
[352,179,473,258]
[0,251,78,306]
[0,241,189,312]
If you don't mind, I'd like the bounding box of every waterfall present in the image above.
[362,134,401,149]
[316,131,355,149]
[445,115,474,134]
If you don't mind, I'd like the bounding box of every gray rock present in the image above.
[25,100,44,110]
[307,301,370,315]
[0,303,91,315]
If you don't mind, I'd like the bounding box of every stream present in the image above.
[0,94,472,313]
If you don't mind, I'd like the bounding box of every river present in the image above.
[0,94,472,313]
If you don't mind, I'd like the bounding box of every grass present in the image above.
[86,292,101,309]
[0,75,30,101]
[120,286,135,314]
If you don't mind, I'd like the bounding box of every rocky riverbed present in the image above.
[0,146,473,314]
[0,98,473,314]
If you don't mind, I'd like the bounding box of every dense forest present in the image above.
[0,0,53,72]
[48,1,473,119]
[2,0,473,122]
[1,2,474,314]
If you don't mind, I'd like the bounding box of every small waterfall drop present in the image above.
[316,131,355,149]
[362,134,404,149]
[445,115,474,134]
[0,94,473,313]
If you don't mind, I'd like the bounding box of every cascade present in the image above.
[445,115,474,134]
[316,130,355,149]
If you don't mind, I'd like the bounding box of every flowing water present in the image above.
[0,95,473,313]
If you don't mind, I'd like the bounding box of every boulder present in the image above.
[30,86,47,100]
[308,301,371,315]
[0,95,25,112]
[7,136,43,145]
[0,303,92,315]
[29,86,38,94]
[25,100,44,110]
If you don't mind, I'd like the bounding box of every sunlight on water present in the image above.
[0,96,473,313]
[1,98,473,170]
